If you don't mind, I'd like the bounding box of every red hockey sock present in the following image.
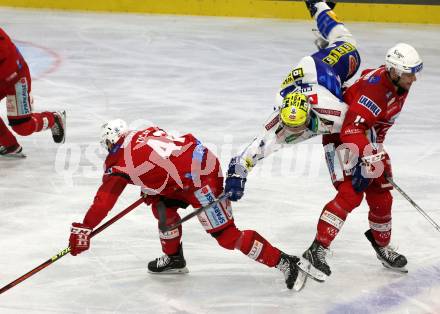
[213,225,281,268]
[238,230,281,267]
[316,181,363,247]
[0,117,18,147]
[151,204,183,256]
[366,190,393,246]
[9,112,55,136]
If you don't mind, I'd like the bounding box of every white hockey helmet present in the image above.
[100,119,128,151]
[385,43,423,76]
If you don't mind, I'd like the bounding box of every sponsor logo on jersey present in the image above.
[314,108,341,116]
[368,75,380,84]
[281,67,304,89]
[264,115,280,130]
[322,42,356,66]
[300,86,312,93]
[358,95,381,116]
[198,186,226,227]
[16,78,31,115]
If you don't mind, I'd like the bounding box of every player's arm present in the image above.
[224,109,284,201]
[69,173,129,255]
[341,88,387,192]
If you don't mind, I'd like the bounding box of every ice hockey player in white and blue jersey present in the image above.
[225,0,362,203]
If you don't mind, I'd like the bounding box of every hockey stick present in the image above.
[387,177,440,233]
[0,197,144,295]
[159,192,231,232]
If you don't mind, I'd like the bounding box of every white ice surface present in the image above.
[0,7,439,314]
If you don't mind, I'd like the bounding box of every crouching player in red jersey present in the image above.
[0,27,65,158]
[68,119,303,290]
[299,43,423,282]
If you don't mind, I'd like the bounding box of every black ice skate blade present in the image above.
[297,258,327,282]
[381,261,408,274]
[0,152,26,159]
[148,267,189,275]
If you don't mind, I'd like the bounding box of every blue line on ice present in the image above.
[327,263,440,314]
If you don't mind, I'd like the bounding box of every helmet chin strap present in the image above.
[388,70,407,94]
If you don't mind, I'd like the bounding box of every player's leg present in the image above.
[189,179,301,289]
[6,64,66,144]
[0,116,23,157]
[306,1,356,47]
[302,180,363,279]
[300,137,363,280]
[365,184,407,272]
[147,200,188,274]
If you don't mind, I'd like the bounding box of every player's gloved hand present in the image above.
[351,159,372,193]
[351,152,386,193]
[373,153,393,189]
[69,222,93,256]
[225,157,248,201]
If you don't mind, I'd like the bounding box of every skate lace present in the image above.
[52,119,61,135]
[316,246,328,263]
[277,257,291,278]
[378,245,400,262]
[156,254,170,267]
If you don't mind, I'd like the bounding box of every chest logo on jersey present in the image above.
[358,95,381,116]
[322,43,356,66]
[281,68,304,89]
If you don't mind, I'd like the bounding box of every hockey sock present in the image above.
[0,117,18,147]
[237,230,281,268]
[366,190,392,246]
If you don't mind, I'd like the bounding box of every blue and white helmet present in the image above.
[100,119,128,151]
[385,43,423,76]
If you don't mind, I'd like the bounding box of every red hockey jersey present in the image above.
[83,127,219,228]
[0,27,23,84]
[340,66,409,156]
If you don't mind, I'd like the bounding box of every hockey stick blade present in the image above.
[0,197,144,295]
[159,192,231,232]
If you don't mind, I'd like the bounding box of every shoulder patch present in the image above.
[358,95,382,116]
[281,67,304,89]
[368,75,381,84]
[265,115,280,130]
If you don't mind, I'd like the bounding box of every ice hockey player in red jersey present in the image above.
[68,119,303,290]
[299,43,423,282]
[0,27,65,158]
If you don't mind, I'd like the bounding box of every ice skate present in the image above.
[276,253,308,291]
[305,0,336,17]
[51,110,66,144]
[0,144,26,159]
[365,229,408,273]
[148,245,189,274]
[298,239,331,282]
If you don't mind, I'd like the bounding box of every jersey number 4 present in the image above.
[147,130,186,158]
